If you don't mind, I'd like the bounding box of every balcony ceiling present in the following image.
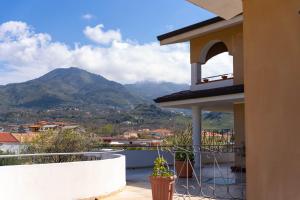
[187,0,243,20]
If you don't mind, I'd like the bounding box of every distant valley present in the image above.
[0,67,232,130]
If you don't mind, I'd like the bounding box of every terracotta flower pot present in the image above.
[175,160,194,178]
[222,75,228,80]
[149,176,175,200]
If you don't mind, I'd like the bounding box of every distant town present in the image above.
[0,120,176,154]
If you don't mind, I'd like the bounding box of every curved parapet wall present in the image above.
[0,154,126,200]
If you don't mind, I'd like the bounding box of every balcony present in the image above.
[0,151,125,200]
[0,142,245,200]
[109,145,245,200]
[191,73,234,91]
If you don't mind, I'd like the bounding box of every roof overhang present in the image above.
[187,0,243,20]
[154,85,244,110]
[157,93,244,111]
[157,15,243,45]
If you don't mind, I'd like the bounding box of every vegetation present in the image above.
[202,112,233,129]
[26,129,100,153]
[164,124,194,161]
[22,130,102,163]
[0,67,233,131]
[0,150,21,166]
[94,124,121,136]
[125,81,189,101]
[152,157,173,177]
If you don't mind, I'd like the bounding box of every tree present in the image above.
[25,129,102,163]
[95,124,121,136]
[100,124,114,136]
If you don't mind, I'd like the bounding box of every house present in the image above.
[40,124,59,132]
[61,125,83,132]
[12,132,39,143]
[150,129,173,138]
[28,124,41,132]
[154,0,300,199]
[0,132,21,153]
[123,131,138,139]
[155,14,245,170]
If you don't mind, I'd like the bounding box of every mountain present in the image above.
[0,67,232,129]
[0,67,144,109]
[125,81,189,102]
[203,112,233,129]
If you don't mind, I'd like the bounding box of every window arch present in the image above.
[200,40,229,64]
[196,40,233,84]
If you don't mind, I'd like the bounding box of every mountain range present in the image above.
[125,81,189,102]
[0,67,188,110]
[0,67,232,129]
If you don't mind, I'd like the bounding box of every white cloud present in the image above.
[0,21,232,86]
[83,24,122,45]
[82,13,95,20]
[201,52,233,78]
[0,21,190,85]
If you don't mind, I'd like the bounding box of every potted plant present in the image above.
[149,157,175,200]
[175,150,194,178]
[221,75,228,80]
[203,78,209,83]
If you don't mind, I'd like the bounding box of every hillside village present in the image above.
[0,120,175,154]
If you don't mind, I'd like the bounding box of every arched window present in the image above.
[197,41,233,83]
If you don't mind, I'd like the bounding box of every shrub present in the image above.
[152,157,173,177]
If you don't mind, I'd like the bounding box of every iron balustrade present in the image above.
[199,73,234,84]
[156,145,246,200]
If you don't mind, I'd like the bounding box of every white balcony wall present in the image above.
[120,150,234,168]
[0,154,126,200]
[191,79,233,91]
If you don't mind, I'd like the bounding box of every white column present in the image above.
[192,106,202,169]
[191,63,202,86]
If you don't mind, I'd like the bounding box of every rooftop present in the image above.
[0,133,19,143]
[157,16,224,41]
[157,15,243,45]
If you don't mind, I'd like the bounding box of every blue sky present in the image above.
[0,0,214,45]
[0,0,232,85]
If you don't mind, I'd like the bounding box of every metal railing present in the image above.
[0,150,123,166]
[202,129,235,152]
[156,145,246,200]
[99,129,235,151]
[199,73,234,84]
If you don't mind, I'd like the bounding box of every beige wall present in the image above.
[233,103,245,168]
[243,0,300,199]
[190,24,244,84]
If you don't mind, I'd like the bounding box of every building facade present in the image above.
[155,0,300,199]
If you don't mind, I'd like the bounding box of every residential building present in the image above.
[0,132,21,153]
[150,128,173,138]
[29,125,41,132]
[12,132,39,143]
[123,131,138,139]
[155,0,300,199]
[155,14,245,170]
[40,125,59,132]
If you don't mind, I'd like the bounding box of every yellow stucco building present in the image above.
[155,0,300,199]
